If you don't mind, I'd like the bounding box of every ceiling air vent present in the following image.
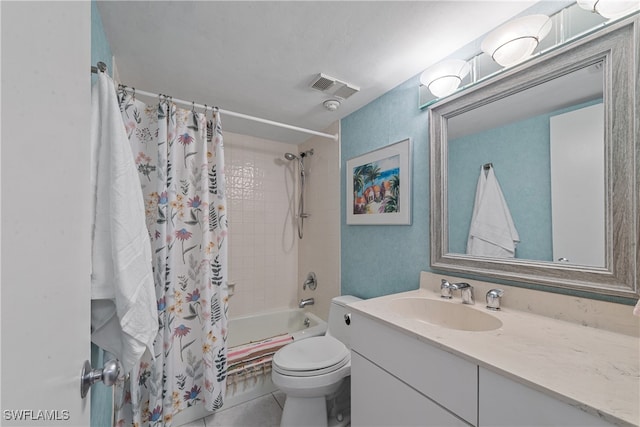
[309,73,360,100]
[333,83,359,100]
[310,74,337,92]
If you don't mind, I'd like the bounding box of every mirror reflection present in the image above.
[446,62,605,267]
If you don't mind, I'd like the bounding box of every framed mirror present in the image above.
[429,15,638,298]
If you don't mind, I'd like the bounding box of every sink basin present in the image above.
[387,297,503,331]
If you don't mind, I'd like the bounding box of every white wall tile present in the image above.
[225,132,298,318]
[298,122,342,320]
[224,124,339,319]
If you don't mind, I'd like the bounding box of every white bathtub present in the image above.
[225,308,327,402]
[228,308,327,347]
[174,308,327,426]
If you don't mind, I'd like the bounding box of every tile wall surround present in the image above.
[420,271,640,337]
[225,132,299,318]
[224,123,340,320]
[298,121,341,320]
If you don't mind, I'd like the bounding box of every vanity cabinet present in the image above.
[351,352,470,426]
[478,367,613,426]
[351,313,616,427]
[351,313,477,426]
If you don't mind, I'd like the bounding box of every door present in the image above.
[1,2,92,426]
[549,103,605,267]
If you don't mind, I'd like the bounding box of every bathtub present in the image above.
[173,308,327,426]
[228,307,327,347]
[225,308,327,402]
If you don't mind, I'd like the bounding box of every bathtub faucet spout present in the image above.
[299,297,315,308]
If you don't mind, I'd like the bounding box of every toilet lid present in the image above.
[272,336,349,372]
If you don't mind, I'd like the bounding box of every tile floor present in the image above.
[178,391,285,427]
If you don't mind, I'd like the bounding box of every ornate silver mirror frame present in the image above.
[429,15,638,298]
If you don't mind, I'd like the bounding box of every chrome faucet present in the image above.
[299,297,315,308]
[451,282,474,305]
[440,279,474,304]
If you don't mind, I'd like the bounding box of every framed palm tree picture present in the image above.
[346,138,411,225]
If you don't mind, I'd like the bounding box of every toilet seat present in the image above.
[273,336,350,377]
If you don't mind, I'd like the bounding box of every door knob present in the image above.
[80,358,119,398]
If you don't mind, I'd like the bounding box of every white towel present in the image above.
[90,72,158,375]
[467,166,520,258]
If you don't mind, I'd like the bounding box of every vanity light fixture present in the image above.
[420,59,471,98]
[577,0,640,19]
[481,14,552,67]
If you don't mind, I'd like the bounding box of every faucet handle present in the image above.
[303,272,317,291]
[486,289,504,311]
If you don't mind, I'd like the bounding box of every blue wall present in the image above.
[341,76,430,299]
[448,99,603,262]
[91,1,112,82]
[340,71,624,305]
[448,113,553,261]
[90,2,114,426]
[339,76,618,302]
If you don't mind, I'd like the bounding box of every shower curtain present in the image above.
[114,93,229,426]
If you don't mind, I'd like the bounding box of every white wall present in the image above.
[298,122,341,320]
[225,132,299,317]
[224,125,341,320]
[1,1,91,425]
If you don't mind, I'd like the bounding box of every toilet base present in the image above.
[280,397,350,427]
[327,377,350,427]
[281,396,327,427]
[279,377,350,427]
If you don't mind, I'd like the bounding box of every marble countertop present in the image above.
[349,285,640,426]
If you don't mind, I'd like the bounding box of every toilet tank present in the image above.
[326,295,361,348]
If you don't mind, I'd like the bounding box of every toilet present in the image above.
[272,295,361,427]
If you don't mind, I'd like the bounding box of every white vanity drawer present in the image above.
[352,352,472,427]
[478,367,614,426]
[351,313,478,425]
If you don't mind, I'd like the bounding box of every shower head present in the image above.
[284,152,298,161]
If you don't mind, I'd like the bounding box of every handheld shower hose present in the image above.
[284,149,313,238]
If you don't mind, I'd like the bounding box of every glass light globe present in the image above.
[492,37,540,67]
[577,0,640,19]
[420,59,470,98]
[428,76,463,98]
[481,15,552,67]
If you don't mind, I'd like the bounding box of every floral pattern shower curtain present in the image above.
[115,93,228,426]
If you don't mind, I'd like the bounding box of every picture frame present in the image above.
[346,138,412,225]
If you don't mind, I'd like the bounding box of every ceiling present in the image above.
[98,1,555,145]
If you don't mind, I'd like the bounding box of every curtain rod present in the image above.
[91,62,338,141]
